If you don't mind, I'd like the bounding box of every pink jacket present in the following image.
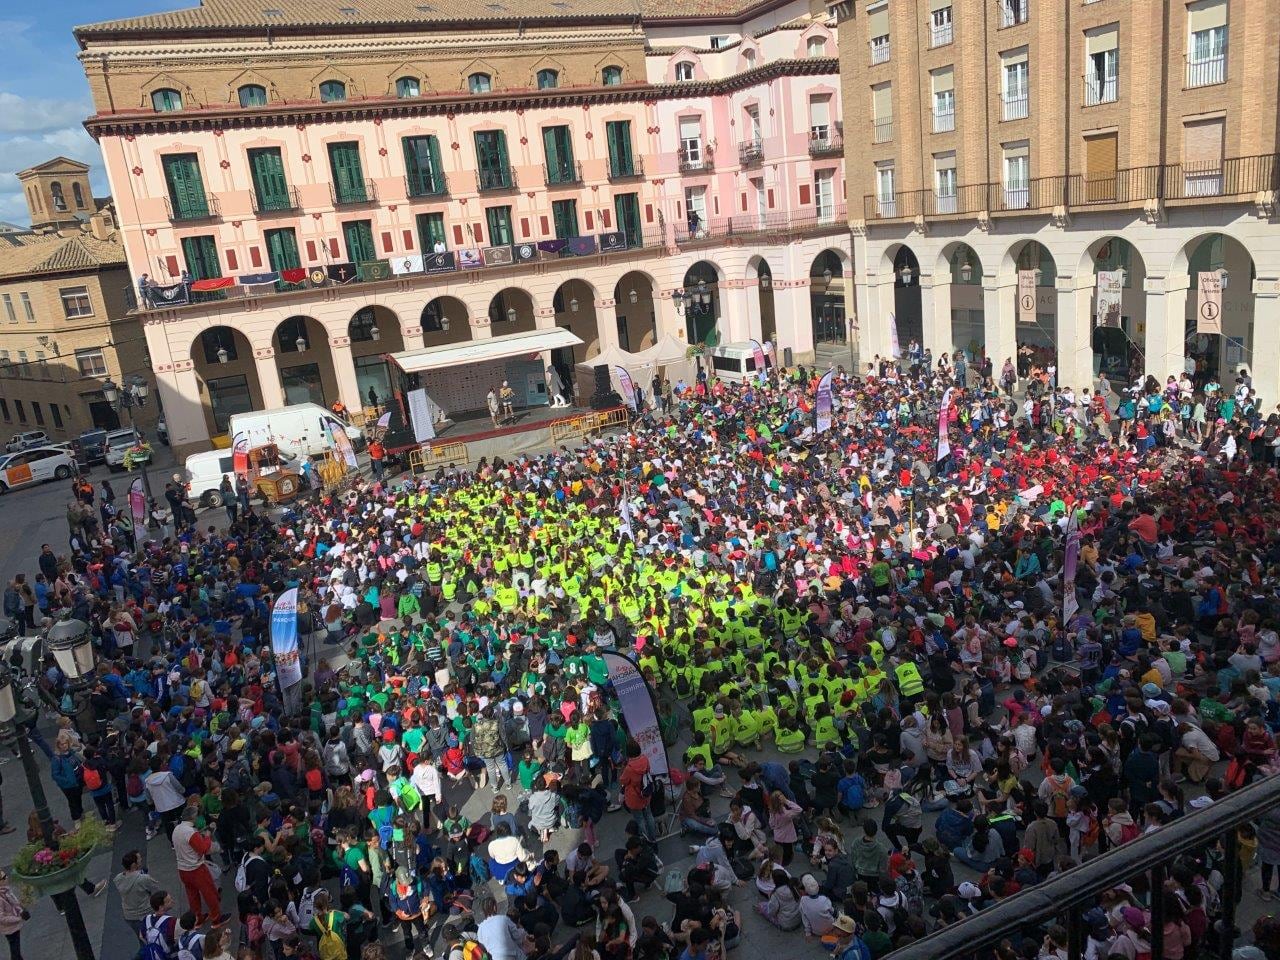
[769,799,803,844]
[0,885,24,936]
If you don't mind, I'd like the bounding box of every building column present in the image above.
[744,280,763,343]
[253,347,286,408]
[655,290,684,344]
[1252,278,1280,408]
[155,362,208,453]
[720,283,752,343]
[919,274,952,361]
[328,339,363,412]
[1056,274,1095,392]
[471,318,495,340]
[1143,274,1188,383]
[983,278,1017,376]
[402,324,425,351]
[856,272,894,367]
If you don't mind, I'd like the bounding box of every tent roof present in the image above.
[577,334,691,372]
[390,327,582,374]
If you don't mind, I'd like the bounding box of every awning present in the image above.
[390,327,583,374]
[577,335,692,372]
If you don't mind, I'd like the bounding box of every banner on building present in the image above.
[564,236,599,257]
[271,588,303,688]
[815,369,834,434]
[280,268,308,285]
[326,263,359,284]
[1197,270,1224,335]
[391,255,424,276]
[422,251,457,275]
[601,652,669,778]
[615,366,637,411]
[129,477,147,532]
[511,243,539,264]
[357,260,392,282]
[190,277,236,291]
[937,386,955,463]
[457,248,483,269]
[598,231,627,253]
[750,339,767,381]
[1017,270,1038,324]
[407,388,438,443]
[238,272,279,287]
[150,282,189,306]
[327,420,358,469]
[1095,270,1123,328]
[482,245,514,267]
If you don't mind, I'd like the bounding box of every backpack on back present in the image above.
[1047,776,1071,819]
[177,931,204,960]
[234,852,259,894]
[83,766,104,791]
[315,912,347,960]
[141,915,175,960]
[460,940,492,960]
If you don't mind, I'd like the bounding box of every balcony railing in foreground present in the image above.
[863,153,1280,221]
[673,205,847,244]
[883,771,1279,960]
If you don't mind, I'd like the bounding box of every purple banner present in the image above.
[815,369,834,434]
[616,366,637,411]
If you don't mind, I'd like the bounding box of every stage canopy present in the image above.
[576,335,692,373]
[389,327,583,374]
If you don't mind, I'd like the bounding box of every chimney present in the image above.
[89,212,112,241]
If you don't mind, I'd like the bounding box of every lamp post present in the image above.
[0,621,98,960]
[101,375,154,508]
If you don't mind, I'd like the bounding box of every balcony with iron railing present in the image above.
[930,20,953,47]
[607,156,645,181]
[1002,94,1029,121]
[999,0,1028,27]
[252,187,300,215]
[1186,52,1226,87]
[677,148,714,175]
[738,140,764,167]
[1084,75,1118,105]
[476,167,517,192]
[933,109,955,133]
[674,205,848,244]
[544,161,583,187]
[861,153,1280,222]
[872,120,893,144]
[809,133,844,157]
[165,194,220,222]
[405,171,449,199]
[869,36,890,64]
[330,179,377,206]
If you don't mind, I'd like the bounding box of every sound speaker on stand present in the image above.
[590,364,621,409]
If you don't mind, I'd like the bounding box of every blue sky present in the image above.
[0,1,182,224]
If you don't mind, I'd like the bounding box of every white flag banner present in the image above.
[391,255,425,276]
[1095,270,1123,328]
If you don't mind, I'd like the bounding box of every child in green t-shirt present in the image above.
[517,749,542,792]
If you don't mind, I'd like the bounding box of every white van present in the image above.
[228,403,364,461]
[708,342,765,383]
[184,448,299,507]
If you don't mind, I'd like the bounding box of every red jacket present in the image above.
[619,755,651,811]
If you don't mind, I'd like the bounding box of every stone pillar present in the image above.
[155,361,208,455]
[471,318,495,340]
[654,290,684,344]
[328,339,363,413]
[720,283,752,343]
[983,277,1017,377]
[744,279,763,343]
[402,324,425,351]
[1252,277,1280,408]
[253,347,286,408]
[1143,274,1188,383]
[919,274,953,361]
[856,272,894,368]
[1056,274,1096,392]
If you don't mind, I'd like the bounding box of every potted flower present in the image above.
[122,441,154,471]
[11,818,111,897]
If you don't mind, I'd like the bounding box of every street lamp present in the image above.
[47,619,96,684]
[0,650,98,960]
[628,289,639,304]
[1220,269,1230,290]
[295,335,308,352]
[369,323,381,342]
[216,346,230,364]
[960,262,973,283]
[899,263,914,285]
[760,275,771,290]
[506,307,517,324]
[101,375,155,518]
[569,297,579,313]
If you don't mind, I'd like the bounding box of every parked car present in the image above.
[5,431,49,454]
[74,428,109,465]
[105,428,149,472]
[0,446,77,492]
[156,416,169,445]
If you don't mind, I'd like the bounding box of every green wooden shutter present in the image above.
[403,137,433,195]
[181,235,221,279]
[485,206,512,246]
[417,212,446,252]
[427,137,443,192]
[249,148,289,210]
[557,126,574,174]
[606,121,632,176]
[264,228,300,271]
[163,154,207,218]
[552,199,578,239]
[343,220,375,263]
[615,193,641,246]
[495,132,510,185]
[328,142,365,201]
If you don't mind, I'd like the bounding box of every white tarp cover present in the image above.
[390,327,583,374]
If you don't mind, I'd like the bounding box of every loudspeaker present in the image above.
[590,365,620,409]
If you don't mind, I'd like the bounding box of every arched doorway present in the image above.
[274,316,337,406]
[488,288,536,333]
[553,279,601,401]
[941,243,984,363]
[889,245,922,356]
[811,249,848,350]
[349,305,404,411]
[613,271,658,353]
[1086,238,1146,382]
[1182,233,1255,388]
[420,297,472,348]
[192,326,263,439]
[1009,240,1057,379]
[679,261,721,346]
[747,256,777,347]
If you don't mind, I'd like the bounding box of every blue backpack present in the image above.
[838,774,866,811]
[837,937,873,960]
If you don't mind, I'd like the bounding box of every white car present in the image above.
[0,446,77,492]
[5,431,49,453]
[105,428,149,472]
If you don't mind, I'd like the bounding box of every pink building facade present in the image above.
[81,1,850,456]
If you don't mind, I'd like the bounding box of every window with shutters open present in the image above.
[614,193,642,247]
[417,212,447,253]
[162,154,209,220]
[1183,117,1224,196]
[606,121,635,178]
[1085,27,1119,105]
[932,68,955,133]
[403,136,444,196]
[551,199,578,239]
[543,126,576,184]
[809,95,832,143]
[1002,50,1029,120]
[343,220,376,264]
[264,228,300,291]
[249,148,292,212]
[679,117,703,169]
[868,4,890,63]
[1187,0,1227,87]
[930,0,953,46]
[486,206,514,245]
[475,130,511,190]
[1084,133,1118,202]
[181,235,223,302]
[328,142,367,203]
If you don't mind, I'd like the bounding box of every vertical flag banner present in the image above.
[815,369,834,434]
[129,477,147,530]
[231,431,250,476]
[271,588,303,688]
[619,485,635,539]
[1095,271,1123,327]
[1197,270,1223,335]
[375,410,392,431]
[1062,512,1081,625]
[615,366,637,411]
[327,421,358,469]
[1018,270,1038,324]
[601,652,669,777]
[890,313,901,359]
[936,386,955,463]
[750,339,767,381]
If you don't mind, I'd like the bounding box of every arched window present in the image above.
[319,80,347,102]
[468,72,492,94]
[536,69,559,90]
[238,84,267,107]
[151,88,183,112]
[50,182,67,212]
[349,307,381,342]
[395,77,420,98]
[276,316,310,353]
[72,183,86,209]
[675,61,695,82]
[743,49,756,68]
[807,36,827,57]
[601,65,623,86]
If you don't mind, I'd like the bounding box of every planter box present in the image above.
[13,852,94,896]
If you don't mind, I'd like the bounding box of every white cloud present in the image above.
[0,124,106,227]
[0,91,91,135]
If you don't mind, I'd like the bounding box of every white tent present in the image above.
[575,335,697,391]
